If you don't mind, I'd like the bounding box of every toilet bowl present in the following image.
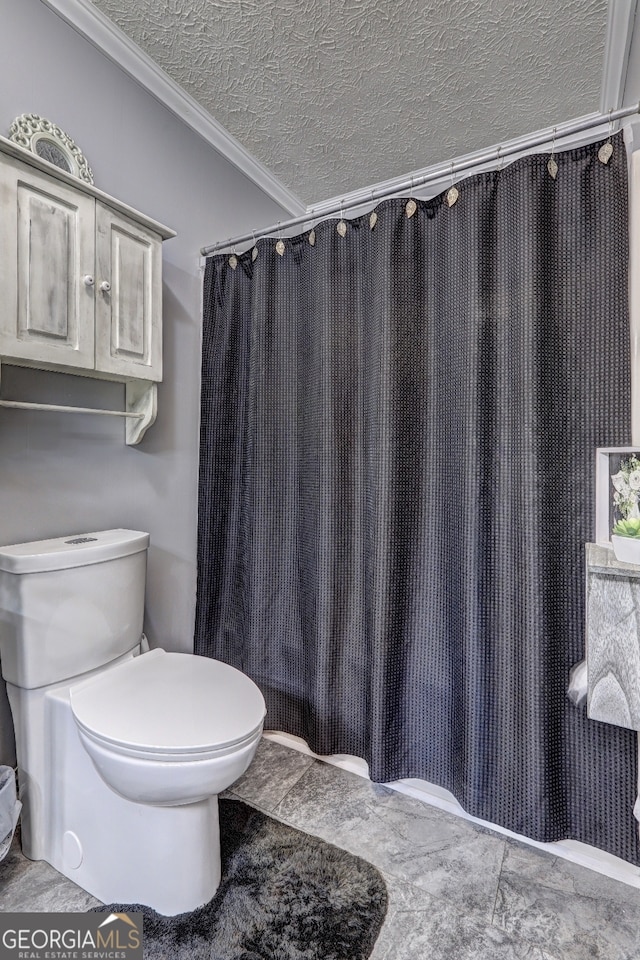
[71,649,265,806]
[0,529,266,915]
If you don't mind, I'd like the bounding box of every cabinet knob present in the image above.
[83,275,95,287]
[99,281,111,293]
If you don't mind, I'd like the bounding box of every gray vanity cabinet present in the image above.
[586,543,640,730]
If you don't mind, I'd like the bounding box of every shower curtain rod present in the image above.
[201,103,640,257]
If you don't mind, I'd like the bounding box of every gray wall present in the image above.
[0,0,289,763]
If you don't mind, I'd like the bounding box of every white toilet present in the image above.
[0,529,266,915]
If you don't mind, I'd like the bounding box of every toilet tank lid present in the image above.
[0,529,149,574]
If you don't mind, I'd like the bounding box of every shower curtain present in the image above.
[196,134,638,863]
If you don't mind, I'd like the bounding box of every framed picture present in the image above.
[595,447,640,544]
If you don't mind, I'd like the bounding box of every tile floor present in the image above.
[1,737,639,959]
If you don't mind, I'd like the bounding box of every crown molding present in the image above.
[38,0,306,218]
[600,0,637,113]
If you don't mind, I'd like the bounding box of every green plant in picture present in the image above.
[611,455,640,530]
[612,517,640,539]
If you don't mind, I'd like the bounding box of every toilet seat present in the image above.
[70,649,266,762]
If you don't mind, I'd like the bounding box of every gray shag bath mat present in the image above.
[91,799,388,959]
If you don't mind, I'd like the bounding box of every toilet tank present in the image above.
[0,530,149,690]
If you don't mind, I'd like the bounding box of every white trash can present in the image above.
[0,766,21,861]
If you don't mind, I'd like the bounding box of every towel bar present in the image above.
[0,362,157,443]
[0,400,144,419]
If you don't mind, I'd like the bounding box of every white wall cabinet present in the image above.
[0,136,174,443]
[94,204,163,381]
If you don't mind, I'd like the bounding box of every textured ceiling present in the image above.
[89,0,608,206]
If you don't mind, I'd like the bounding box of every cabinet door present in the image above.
[0,158,96,369]
[94,203,162,382]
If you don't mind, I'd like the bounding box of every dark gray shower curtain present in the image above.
[196,134,638,863]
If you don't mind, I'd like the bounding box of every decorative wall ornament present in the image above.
[9,114,93,184]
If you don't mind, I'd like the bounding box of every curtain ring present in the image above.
[547,127,558,179]
[598,109,615,164]
[369,191,378,229]
[446,162,459,207]
[337,200,347,236]
[405,176,418,218]
[308,209,317,246]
